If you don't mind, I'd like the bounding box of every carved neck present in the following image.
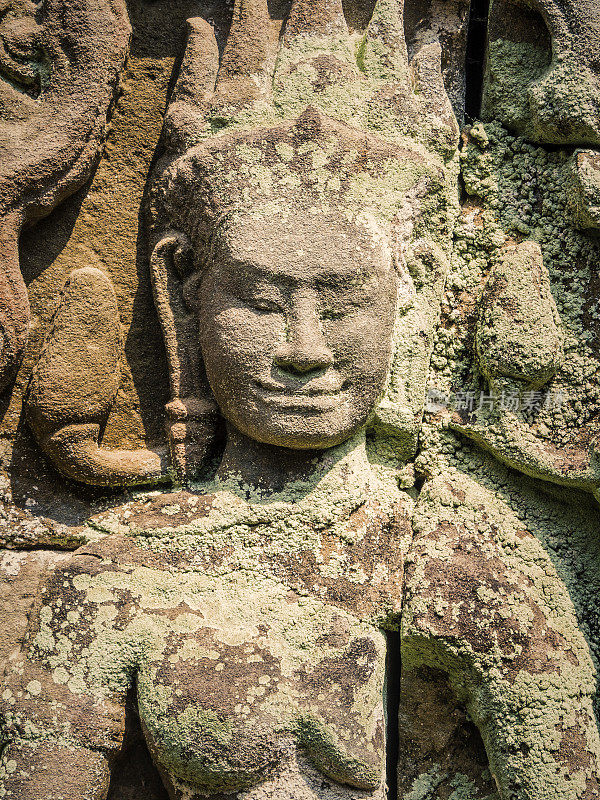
[216,425,372,497]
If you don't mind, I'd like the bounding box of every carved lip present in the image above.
[253,379,347,411]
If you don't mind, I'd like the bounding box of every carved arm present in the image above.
[404,470,600,799]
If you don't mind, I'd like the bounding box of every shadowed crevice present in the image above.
[385,630,401,799]
[465,0,491,119]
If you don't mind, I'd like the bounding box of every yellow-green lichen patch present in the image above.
[411,426,600,797]
[1,434,412,796]
[427,122,600,498]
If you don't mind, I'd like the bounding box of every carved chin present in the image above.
[224,401,371,451]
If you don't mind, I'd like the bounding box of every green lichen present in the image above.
[483,38,600,147]
[482,40,550,133]
[409,429,600,798]
[428,121,600,496]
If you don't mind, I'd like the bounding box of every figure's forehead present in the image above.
[211,208,392,284]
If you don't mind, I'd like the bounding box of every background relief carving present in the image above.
[0,1,600,799]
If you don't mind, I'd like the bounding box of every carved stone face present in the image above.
[195,207,399,450]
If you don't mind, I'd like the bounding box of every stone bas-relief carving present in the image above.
[26,266,170,487]
[1,0,600,798]
[0,0,130,391]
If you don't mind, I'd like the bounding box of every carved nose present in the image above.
[274,308,334,375]
[275,341,334,374]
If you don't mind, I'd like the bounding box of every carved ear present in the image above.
[150,233,220,480]
[151,232,202,401]
[371,240,449,461]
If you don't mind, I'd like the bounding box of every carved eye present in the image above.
[320,307,346,321]
[250,298,282,314]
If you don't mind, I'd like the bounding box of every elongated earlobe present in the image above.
[151,232,198,402]
[151,233,220,480]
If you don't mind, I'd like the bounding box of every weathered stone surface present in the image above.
[1,0,232,535]
[475,240,563,391]
[0,0,131,391]
[0,548,70,665]
[397,666,497,798]
[568,150,600,230]
[2,460,409,798]
[442,124,600,498]
[1,0,600,798]
[26,267,169,487]
[483,0,600,146]
[404,462,600,798]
